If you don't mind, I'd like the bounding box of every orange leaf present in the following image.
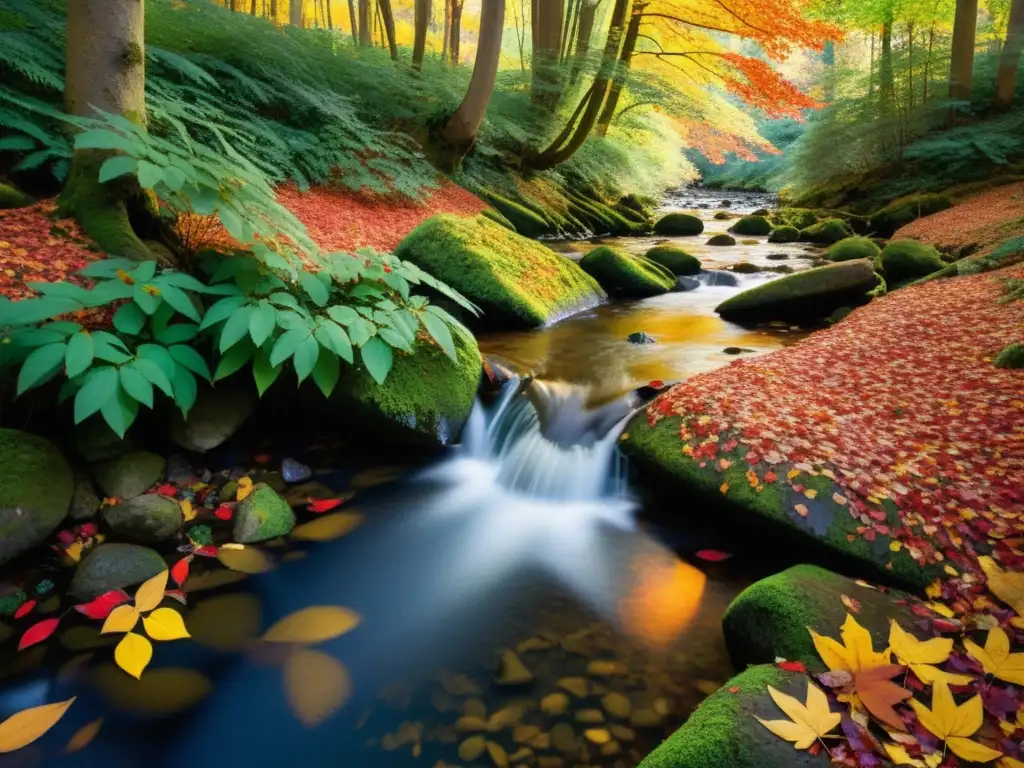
[854,664,911,731]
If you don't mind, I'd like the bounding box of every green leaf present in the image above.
[268,292,300,310]
[327,305,360,326]
[136,343,177,383]
[172,366,198,417]
[131,358,173,398]
[158,284,201,322]
[347,317,377,347]
[119,365,154,408]
[100,385,138,438]
[154,323,199,345]
[293,336,319,383]
[360,337,393,385]
[133,283,162,315]
[29,282,92,302]
[77,258,138,279]
[74,129,138,153]
[249,300,277,347]
[311,349,340,398]
[163,165,187,191]
[65,331,95,378]
[214,340,255,381]
[378,326,413,354]
[298,272,329,307]
[168,344,212,381]
[58,378,79,404]
[420,312,457,361]
[74,366,119,424]
[93,332,133,364]
[219,305,256,353]
[9,328,67,347]
[113,302,146,335]
[17,342,67,395]
[41,321,83,335]
[200,296,249,330]
[313,321,353,363]
[129,261,158,283]
[98,156,138,183]
[158,272,213,293]
[252,347,281,397]
[136,160,164,189]
[217,205,245,243]
[270,329,307,367]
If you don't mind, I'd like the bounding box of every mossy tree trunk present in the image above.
[994,0,1024,108]
[595,0,644,137]
[949,0,978,100]
[412,0,431,70]
[61,0,156,262]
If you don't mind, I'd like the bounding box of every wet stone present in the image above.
[626,332,655,344]
[601,692,631,719]
[723,347,755,355]
[575,708,604,723]
[541,692,570,715]
[495,650,533,686]
[609,725,635,742]
[557,677,589,698]
[280,457,312,484]
[550,723,577,753]
[586,660,627,676]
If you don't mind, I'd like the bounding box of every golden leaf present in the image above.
[810,613,890,674]
[1001,758,1024,768]
[180,499,197,522]
[187,593,261,652]
[884,743,926,767]
[64,717,103,754]
[261,606,361,644]
[0,697,75,754]
[979,557,1024,617]
[888,621,972,686]
[910,680,1002,763]
[182,568,249,593]
[236,476,254,501]
[101,604,139,635]
[217,545,274,574]
[283,648,352,727]
[964,627,1024,686]
[134,570,169,613]
[114,632,153,680]
[142,608,191,641]
[290,513,363,542]
[65,540,84,563]
[755,681,840,750]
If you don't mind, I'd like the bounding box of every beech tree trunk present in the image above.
[531,0,564,106]
[442,0,451,61]
[271,0,278,20]
[347,0,357,41]
[449,0,464,63]
[62,0,155,261]
[561,0,581,62]
[358,0,371,44]
[290,0,302,26]
[995,0,1024,107]
[596,0,643,136]
[325,0,332,28]
[570,0,599,84]
[380,0,398,59]
[880,16,894,104]
[440,0,506,165]
[413,0,431,69]
[949,0,978,99]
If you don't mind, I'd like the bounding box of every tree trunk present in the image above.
[868,30,875,96]
[442,0,451,61]
[449,0,464,63]
[347,0,357,41]
[531,0,565,106]
[250,0,257,14]
[230,0,238,10]
[949,0,978,100]
[440,0,506,166]
[289,0,302,25]
[561,0,581,62]
[380,0,398,59]
[994,0,1024,108]
[880,16,894,104]
[596,0,642,136]
[569,0,598,84]
[907,22,914,108]
[413,0,431,69]
[924,24,934,100]
[358,0,371,44]
[271,0,278,20]
[62,0,154,261]
[325,0,333,28]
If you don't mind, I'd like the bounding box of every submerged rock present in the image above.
[675,276,700,292]
[168,381,256,453]
[729,262,762,274]
[233,483,296,543]
[579,246,676,298]
[722,347,754,355]
[90,451,165,499]
[70,543,166,600]
[766,253,790,260]
[102,495,182,543]
[698,270,739,287]
[627,332,656,344]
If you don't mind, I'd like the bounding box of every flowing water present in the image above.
[0,189,819,767]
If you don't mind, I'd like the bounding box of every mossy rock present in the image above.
[90,451,165,499]
[767,225,800,244]
[772,208,818,230]
[70,472,101,520]
[579,246,676,298]
[729,215,772,236]
[233,483,296,543]
[477,190,550,237]
[619,193,657,218]
[653,213,704,237]
[70,543,166,600]
[394,214,604,330]
[879,240,945,283]
[102,495,182,544]
[706,234,736,247]
[723,564,919,671]
[994,342,1024,369]
[329,332,481,448]
[637,665,828,768]
[168,381,256,453]
[481,207,517,232]
[715,259,880,324]
[0,182,34,209]
[731,262,762,274]
[800,218,853,245]
[869,194,951,237]
[76,417,133,462]
[713,211,736,221]
[0,429,73,568]
[644,245,701,276]
[826,236,881,263]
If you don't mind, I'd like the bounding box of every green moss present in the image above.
[826,236,881,263]
[772,208,818,230]
[579,246,676,298]
[645,245,702,276]
[653,213,704,236]
[706,234,736,246]
[800,218,853,244]
[572,194,648,235]
[869,194,951,237]
[729,215,772,236]
[767,225,800,243]
[619,193,657,218]
[0,182,34,209]
[880,240,945,283]
[394,214,603,329]
[234,483,296,543]
[122,41,144,67]
[477,190,550,237]
[713,211,736,221]
[867,271,888,299]
[481,207,516,232]
[994,342,1024,369]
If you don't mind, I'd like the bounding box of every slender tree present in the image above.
[596,0,644,135]
[358,0,372,43]
[290,0,303,26]
[270,0,278,20]
[347,0,358,41]
[531,0,565,105]
[380,0,399,59]
[413,0,432,69]
[994,0,1024,107]
[880,14,894,103]
[949,0,978,99]
[449,0,465,62]
[569,0,600,84]
[442,0,452,61]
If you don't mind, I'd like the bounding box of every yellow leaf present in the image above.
[64,717,102,754]
[884,743,926,767]
[1000,758,1024,768]
[755,681,840,750]
[979,557,1024,617]
[180,499,196,522]
[236,476,254,502]
[142,608,190,641]
[909,680,1001,763]
[101,604,139,635]
[65,540,84,563]
[261,606,361,644]
[925,580,942,599]
[217,545,274,574]
[0,697,75,754]
[719,482,729,494]
[964,627,1024,686]
[114,632,153,680]
[926,602,955,618]
[888,621,973,685]
[810,613,890,674]
[134,570,168,613]
[283,648,352,727]
[290,513,363,542]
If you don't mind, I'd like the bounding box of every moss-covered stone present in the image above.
[645,245,702,276]
[90,451,165,499]
[772,208,818,230]
[706,234,736,246]
[233,483,296,543]
[102,495,182,544]
[70,543,166,600]
[729,215,772,236]
[579,246,676,298]
[478,190,551,237]
[394,214,604,329]
[800,218,853,244]
[481,207,516,232]
[826,236,881,263]
[713,211,736,221]
[70,472,101,520]
[994,342,1024,369]
[0,429,73,568]
[880,240,945,284]
[571,194,649,235]
[168,381,256,453]
[869,194,951,237]
[653,213,704,236]
[715,260,879,324]
[638,665,828,768]
[0,182,34,209]
[619,193,657,218]
[767,225,800,243]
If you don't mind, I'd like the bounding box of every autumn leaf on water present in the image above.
[170,557,191,588]
[217,543,274,574]
[64,717,103,754]
[261,606,361,644]
[978,556,1024,618]
[283,648,352,727]
[180,499,197,522]
[74,590,130,620]
[964,626,1024,686]
[306,498,344,514]
[134,570,169,613]
[114,632,153,680]
[142,608,191,641]
[14,600,35,619]
[290,513,362,542]
[910,679,1002,762]
[755,681,840,750]
[889,620,972,686]
[17,618,60,650]
[0,697,75,754]
[101,604,140,635]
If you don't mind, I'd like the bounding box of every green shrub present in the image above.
[880,239,945,283]
[729,215,772,236]
[800,218,853,244]
[653,212,704,236]
[994,342,1024,369]
[579,246,675,298]
[869,194,952,236]
[826,236,882,262]
[645,245,701,276]
[767,225,800,243]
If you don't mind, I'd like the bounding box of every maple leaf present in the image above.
[978,556,1024,618]
[964,627,1024,686]
[910,680,1003,762]
[854,664,913,731]
[889,621,972,686]
[810,613,891,673]
[756,681,840,750]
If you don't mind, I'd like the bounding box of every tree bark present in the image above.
[380,0,399,59]
[413,0,432,69]
[907,22,914,108]
[561,0,581,62]
[880,15,894,105]
[250,0,257,14]
[570,0,599,84]
[994,0,1024,108]
[358,0,371,44]
[531,0,564,106]
[924,24,934,100]
[442,0,451,61]
[347,0,357,41]
[440,0,506,165]
[949,0,978,100]
[596,0,643,136]
[449,0,464,63]
[271,0,278,20]
[325,0,333,28]
[289,0,302,26]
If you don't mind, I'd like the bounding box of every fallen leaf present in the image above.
[91,665,211,715]
[261,606,361,644]
[74,590,131,620]
[142,608,190,641]
[884,742,926,766]
[134,570,168,613]
[979,557,1024,618]
[964,626,1024,686]
[170,557,191,588]
[214,505,233,521]
[283,648,352,727]
[910,680,1002,762]
[810,613,891,674]
[217,545,274,574]
[694,549,731,562]
[180,499,196,522]
[0,697,75,754]
[794,503,809,517]
[290,513,362,542]
[306,498,344,514]
[236,476,254,501]
[755,681,840,750]
[64,717,102,754]
[776,660,807,673]
[889,620,972,686]
[114,632,153,679]
[14,600,36,619]
[18,618,60,650]
[101,605,139,635]
[854,664,912,731]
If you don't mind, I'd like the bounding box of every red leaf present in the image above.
[155,484,178,497]
[695,549,732,562]
[14,600,36,620]
[164,589,188,605]
[728,686,741,694]
[214,505,233,520]
[648,380,665,389]
[74,590,131,620]
[194,545,218,558]
[307,498,343,514]
[776,660,807,673]
[18,617,60,650]
[170,556,191,587]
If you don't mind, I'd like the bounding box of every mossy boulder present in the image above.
[715,259,880,324]
[644,246,702,276]
[75,417,133,462]
[713,211,736,221]
[869,193,951,237]
[619,193,657,218]
[706,234,736,246]
[826,236,881,263]
[70,543,166,600]
[729,215,772,236]
[638,665,828,768]
[579,246,676,298]
[90,451,165,499]
[102,495,182,544]
[772,208,818,230]
[234,483,296,543]
[70,472,101,520]
[767,225,800,243]
[0,429,73,568]
[0,182,34,209]
[394,214,604,329]
[481,207,516,232]
[994,342,1024,369]
[168,381,256,453]
[478,190,550,237]
[800,218,853,244]
[653,213,704,236]
[879,239,945,284]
